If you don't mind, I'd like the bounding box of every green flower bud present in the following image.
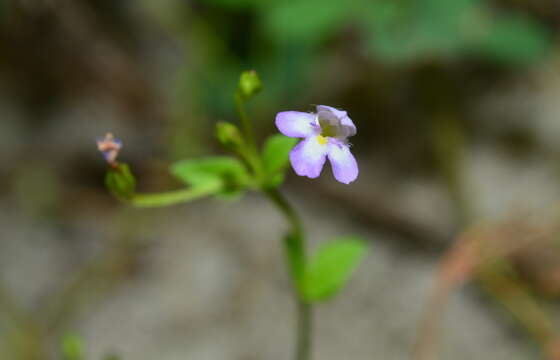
[216,121,245,150]
[105,163,136,200]
[238,70,262,100]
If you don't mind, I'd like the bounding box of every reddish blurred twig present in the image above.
[414,220,560,360]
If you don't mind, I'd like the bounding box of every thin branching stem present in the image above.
[235,93,257,151]
[130,182,222,207]
[264,188,312,360]
[235,84,312,360]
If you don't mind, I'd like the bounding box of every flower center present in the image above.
[316,135,328,145]
[318,119,338,138]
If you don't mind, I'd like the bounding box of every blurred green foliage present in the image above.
[145,0,551,145]
[363,0,549,63]
[196,0,550,64]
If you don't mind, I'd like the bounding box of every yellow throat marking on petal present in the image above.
[317,135,328,145]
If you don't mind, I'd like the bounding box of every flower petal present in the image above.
[327,142,358,184]
[289,136,328,178]
[316,105,356,138]
[316,105,347,119]
[275,111,317,138]
[340,116,357,138]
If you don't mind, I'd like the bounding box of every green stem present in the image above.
[234,93,265,181]
[130,182,222,208]
[264,188,312,360]
[233,82,311,359]
[235,93,257,151]
[296,300,312,360]
[264,188,302,234]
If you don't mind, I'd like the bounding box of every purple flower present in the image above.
[275,105,358,184]
[96,133,122,166]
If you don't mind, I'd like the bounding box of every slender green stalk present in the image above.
[234,94,266,183]
[295,300,312,360]
[264,188,302,235]
[234,82,311,360]
[235,93,257,151]
[264,188,312,360]
[130,182,222,208]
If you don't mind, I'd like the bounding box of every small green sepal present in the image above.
[105,163,136,201]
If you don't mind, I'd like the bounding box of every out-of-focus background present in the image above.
[3,0,560,359]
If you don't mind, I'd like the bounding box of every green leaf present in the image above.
[261,134,298,187]
[61,333,84,360]
[170,156,250,197]
[105,163,136,200]
[301,237,367,302]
